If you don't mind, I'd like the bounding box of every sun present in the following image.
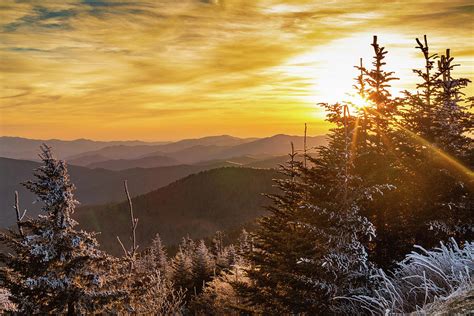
[345,94,371,112]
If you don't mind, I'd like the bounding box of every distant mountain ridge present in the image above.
[67,134,327,168]
[1,134,326,168]
[65,135,258,164]
[86,155,180,170]
[0,136,168,160]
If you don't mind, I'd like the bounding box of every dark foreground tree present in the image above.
[0,144,122,314]
[398,37,473,248]
[239,111,379,313]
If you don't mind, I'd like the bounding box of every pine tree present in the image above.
[399,39,474,243]
[351,36,411,268]
[0,144,122,314]
[141,233,169,278]
[210,231,225,259]
[192,240,215,294]
[238,145,309,313]
[171,246,193,293]
[431,49,473,159]
[239,130,378,313]
[401,35,442,145]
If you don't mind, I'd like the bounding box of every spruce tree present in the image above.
[141,233,169,278]
[399,39,473,243]
[352,36,411,268]
[239,145,309,313]
[192,240,215,294]
[171,245,193,293]
[0,144,121,314]
[240,130,377,313]
[431,49,473,159]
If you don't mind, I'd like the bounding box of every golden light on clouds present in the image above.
[0,0,473,140]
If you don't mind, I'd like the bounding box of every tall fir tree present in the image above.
[140,233,169,278]
[431,49,473,159]
[0,144,122,314]
[192,240,215,295]
[399,39,473,244]
[171,243,194,293]
[351,36,413,268]
[240,121,378,314]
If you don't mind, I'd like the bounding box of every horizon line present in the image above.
[0,133,327,143]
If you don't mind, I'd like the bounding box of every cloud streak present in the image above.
[0,0,472,140]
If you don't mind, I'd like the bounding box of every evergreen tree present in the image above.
[399,39,474,243]
[237,229,252,256]
[240,129,377,313]
[210,231,225,259]
[0,144,121,314]
[216,245,238,271]
[431,49,473,159]
[192,240,215,294]
[238,146,308,313]
[141,233,169,278]
[171,246,193,293]
[352,36,410,268]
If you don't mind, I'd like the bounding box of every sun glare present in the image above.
[279,32,416,106]
[345,94,371,112]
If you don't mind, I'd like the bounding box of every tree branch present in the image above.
[14,191,25,237]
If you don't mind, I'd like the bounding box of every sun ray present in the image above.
[362,107,474,186]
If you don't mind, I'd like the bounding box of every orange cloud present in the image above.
[0,0,472,141]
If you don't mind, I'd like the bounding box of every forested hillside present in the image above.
[0,157,234,227]
[75,167,278,255]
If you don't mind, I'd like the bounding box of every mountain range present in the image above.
[1,134,325,249]
[0,136,167,160]
[67,134,326,168]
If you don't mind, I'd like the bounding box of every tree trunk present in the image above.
[67,300,75,316]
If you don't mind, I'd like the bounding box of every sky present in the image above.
[0,0,473,141]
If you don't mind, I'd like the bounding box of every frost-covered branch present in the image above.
[340,239,473,314]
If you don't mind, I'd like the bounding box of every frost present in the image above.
[339,239,473,314]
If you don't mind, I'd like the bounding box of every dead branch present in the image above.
[115,180,139,271]
[14,191,26,237]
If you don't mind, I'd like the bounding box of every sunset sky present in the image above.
[1,0,473,141]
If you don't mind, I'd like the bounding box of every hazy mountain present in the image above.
[67,154,111,166]
[195,155,262,166]
[142,135,257,154]
[216,134,327,158]
[85,155,180,170]
[66,145,167,162]
[245,155,289,169]
[75,167,279,255]
[65,135,258,165]
[0,157,233,228]
[156,145,230,164]
[0,136,166,161]
[2,134,325,170]
[137,135,326,165]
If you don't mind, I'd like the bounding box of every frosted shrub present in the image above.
[0,288,16,312]
[344,239,473,314]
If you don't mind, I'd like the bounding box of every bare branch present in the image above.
[116,236,128,257]
[14,191,25,237]
[304,123,307,168]
[124,180,138,259]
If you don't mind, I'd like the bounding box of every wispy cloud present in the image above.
[0,0,472,140]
